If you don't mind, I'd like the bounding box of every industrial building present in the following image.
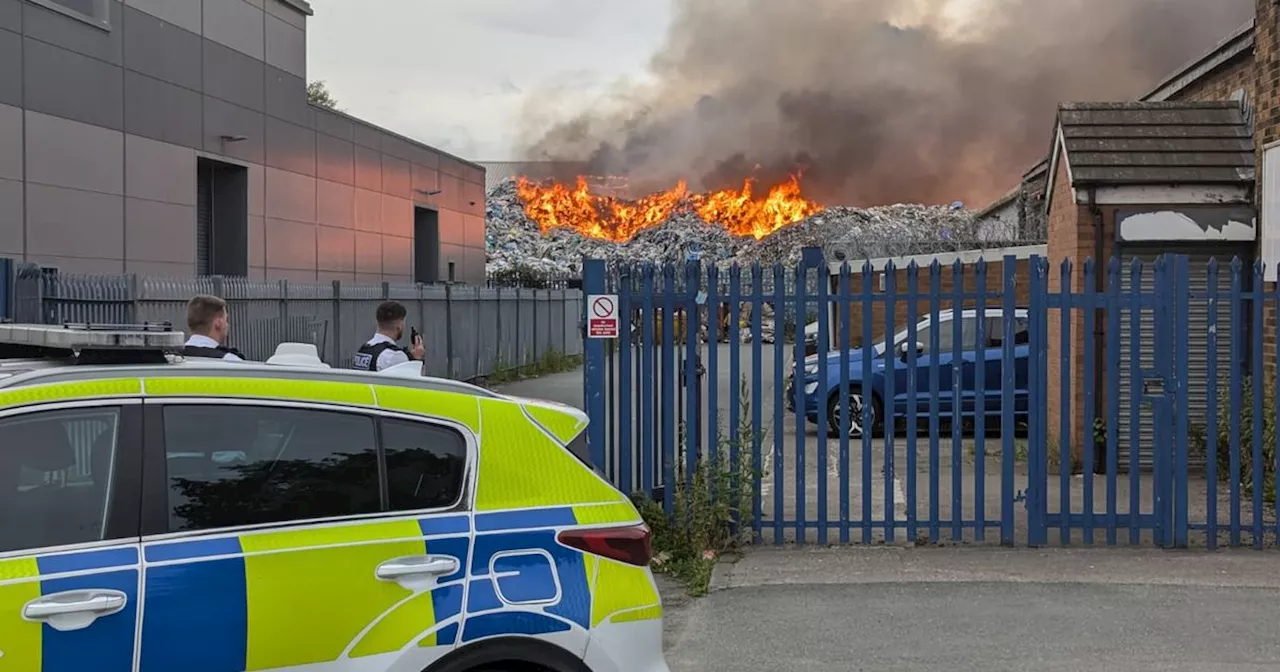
[0,0,487,285]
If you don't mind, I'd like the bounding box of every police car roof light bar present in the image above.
[0,322,186,365]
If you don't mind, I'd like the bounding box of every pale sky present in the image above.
[306,0,673,161]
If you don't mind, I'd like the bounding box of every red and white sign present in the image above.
[587,294,619,338]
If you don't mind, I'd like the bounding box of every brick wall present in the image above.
[1175,55,1256,103]
[1256,0,1279,380]
[828,257,1034,350]
[1045,152,1097,465]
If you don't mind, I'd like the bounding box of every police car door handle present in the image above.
[23,590,128,632]
[376,555,458,581]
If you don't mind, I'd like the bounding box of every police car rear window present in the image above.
[566,431,593,469]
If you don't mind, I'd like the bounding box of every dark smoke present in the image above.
[518,0,1254,207]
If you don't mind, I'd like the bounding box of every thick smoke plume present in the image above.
[519,0,1253,207]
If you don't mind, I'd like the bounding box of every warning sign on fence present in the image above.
[587,294,619,338]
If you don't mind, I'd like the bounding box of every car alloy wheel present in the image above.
[828,390,877,438]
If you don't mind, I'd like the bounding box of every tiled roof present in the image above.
[1056,102,1254,185]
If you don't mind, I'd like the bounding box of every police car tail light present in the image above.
[557,524,652,567]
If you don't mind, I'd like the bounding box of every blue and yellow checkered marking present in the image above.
[0,544,141,672]
[139,516,473,672]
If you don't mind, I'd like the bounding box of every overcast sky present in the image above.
[307,0,672,161]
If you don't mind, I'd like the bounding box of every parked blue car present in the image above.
[786,308,1031,437]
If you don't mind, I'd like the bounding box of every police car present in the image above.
[0,322,668,672]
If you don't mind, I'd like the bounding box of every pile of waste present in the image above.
[484,177,981,275]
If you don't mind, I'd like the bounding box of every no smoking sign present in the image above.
[587,294,619,338]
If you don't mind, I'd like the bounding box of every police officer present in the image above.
[182,295,245,361]
[354,300,424,371]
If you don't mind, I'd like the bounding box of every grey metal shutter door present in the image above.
[1117,251,1158,472]
[1116,251,1236,471]
[1183,255,1235,470]
[196,161,212,276]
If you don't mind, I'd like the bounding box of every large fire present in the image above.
[515,175,823,242]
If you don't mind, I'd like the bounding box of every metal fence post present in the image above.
[445,282,456,379]
[381,282,390,301]
[584,259,607,468]
[515,287,523,372]
[533,287,540,364]
[280,280,290,343]
[495,286,503,372]
[332,280,342,365]
[127,274,139,324]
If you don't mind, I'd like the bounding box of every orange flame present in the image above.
[515,175,822,242]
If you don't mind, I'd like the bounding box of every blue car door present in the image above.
[902,316,974,418]
[982,315,1031,416]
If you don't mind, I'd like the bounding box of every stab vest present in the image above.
[182,344,244,360]
[353,341,407,372]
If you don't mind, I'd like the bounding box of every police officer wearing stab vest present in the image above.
[354,300,424,371]
[182,295,245,362]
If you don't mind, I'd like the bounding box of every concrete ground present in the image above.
[497,349,1277,548]
[663,546,1280,671]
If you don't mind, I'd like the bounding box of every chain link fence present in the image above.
[8,263,583,381]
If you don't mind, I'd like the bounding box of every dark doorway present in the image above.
[414,207,441,284]
[196,158,249,277]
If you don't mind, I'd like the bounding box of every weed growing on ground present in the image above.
[1213,374,1276,504]
[484,348,583,385]
[635,376,761,596]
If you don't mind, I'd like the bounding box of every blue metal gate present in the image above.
[583,251,1278,548]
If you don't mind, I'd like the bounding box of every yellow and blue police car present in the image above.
[0,323,668,672]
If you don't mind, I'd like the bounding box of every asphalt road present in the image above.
[500,369,1280,670]
[664,547,1280,672]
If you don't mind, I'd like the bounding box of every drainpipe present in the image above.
[1088,187,1106,475]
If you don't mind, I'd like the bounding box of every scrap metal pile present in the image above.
[484,176,982,275]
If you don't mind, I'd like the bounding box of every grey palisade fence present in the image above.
[8,263,583,381]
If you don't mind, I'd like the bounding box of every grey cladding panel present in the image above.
[265,116,315,177]
[202,96,265,164]
[0,0,19,31]
[354,144,381,191]
[264,13,304,78]
[265,0,305,29]
[23,0,122,64]
[315,132,354,185]
[314,108,352,141]
[124,70,202,149]
[0,29,19,107]
[124,0,200,34]
[202,0,264,61]
[203,38,265,112]
[122,4,201,91]
[353,121,381,150]
[23,37,123,130]
[0,103,19,181]
[265,67,312,128]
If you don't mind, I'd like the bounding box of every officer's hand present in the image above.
[410,336,425,360]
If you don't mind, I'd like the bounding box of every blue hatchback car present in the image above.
[787,308,1031,437]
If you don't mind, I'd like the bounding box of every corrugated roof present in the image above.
[1056,102,1254,186]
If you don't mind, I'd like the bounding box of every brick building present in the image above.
[1038,0,1280,466]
